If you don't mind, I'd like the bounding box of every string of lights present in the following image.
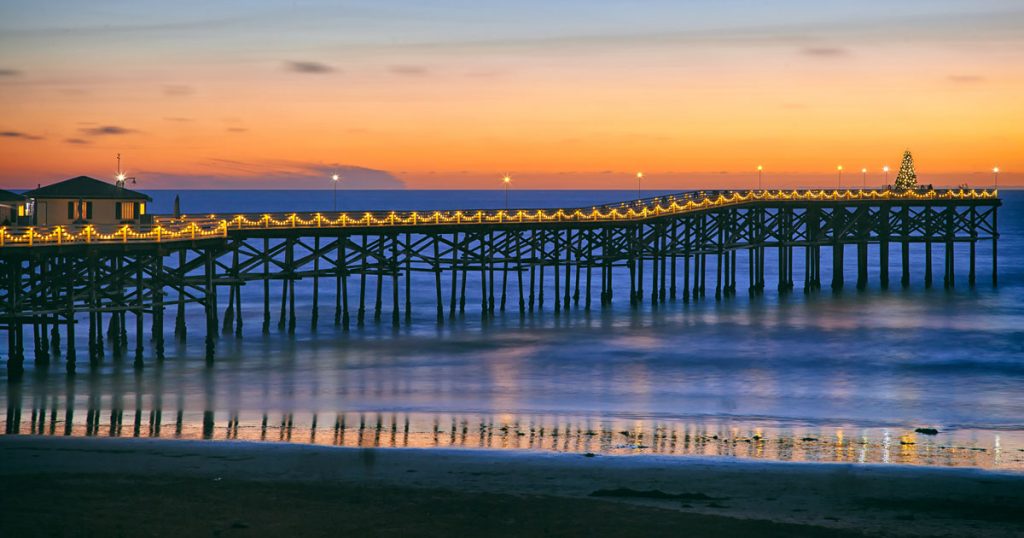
[0,188,998,248]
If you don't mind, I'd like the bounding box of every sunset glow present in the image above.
[1,1,1021,189]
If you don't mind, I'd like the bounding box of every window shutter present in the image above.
[68,201,74,219]
[86,202,93,219]
[115,202,122,219]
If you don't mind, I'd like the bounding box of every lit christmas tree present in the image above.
[894,150,917,190]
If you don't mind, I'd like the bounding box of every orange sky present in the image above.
[0,1,1021,189]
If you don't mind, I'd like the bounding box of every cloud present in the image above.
[389,65,429,76]
[466,70,502,78]
[226,127,249,133]
[163,84,194,96]
[305,163,405,189]
[164,117,193,122]
[79,125,137,136]
[0,131,44,140]
[948,75,986,83]
[181,158,406,189]
[801,47,847,57]
[64,138,90,145]
[285,61,335,74]
[0,69,20,77]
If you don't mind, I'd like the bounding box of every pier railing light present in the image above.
[0,188,997,247]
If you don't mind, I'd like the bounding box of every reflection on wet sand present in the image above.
[4,389,1020,470]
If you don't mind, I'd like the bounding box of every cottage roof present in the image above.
[23,176,152,201]
[0,189,25,203]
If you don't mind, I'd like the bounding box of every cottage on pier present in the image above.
[0,189,26,225]
[21,176,152,226]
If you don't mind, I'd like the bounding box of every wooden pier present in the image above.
[0,188,1001,375]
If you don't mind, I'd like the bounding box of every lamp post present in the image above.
[502,175,511,210]
[332,174,340,211]
[636,172,643,201]
[837,165,843,189]
[861,168,867,188]
[883,166,890,185]
[994,167,999,189]
[757,165,763,190]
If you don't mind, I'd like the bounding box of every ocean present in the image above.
[3,189,1023,469]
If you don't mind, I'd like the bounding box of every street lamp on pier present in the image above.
[502,175,511,210]
[994,167,1000,189]
[861,168,867,188]
[837,165,843,189]
[757,165,763,190]
[332,174,340,211]
[883,166,890,185]
[636,172,643,201]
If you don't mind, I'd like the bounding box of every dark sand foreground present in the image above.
[2,436,1023,537]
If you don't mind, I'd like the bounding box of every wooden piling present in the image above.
[901,206,911,288]
[517,232,526,314]
[153,254,164,361]
[204,249,216,363]
[358,235,368,326]
[262,238,271,334]
[405,233,412,322]
[553,230,561,314]
[312,235,320,328]
[434,236,444,323]
[375,235,385,323]
[481,233,489,318]
[449,232,459,320]
[992,206,998,287]
[563,230,572,311]
[392,234,400,328]
[134,257,144,368]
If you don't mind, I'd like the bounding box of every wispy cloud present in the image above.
[948,75,986,83]
[0,69,21,77]
[164,117,193,122]
[389,65,429,76]
[801,46,847,57]
[64,138,90,145]
[226,127,249,133]
[79,125,137,136]
[285,61,336,74]
[163,84,194,96]
[0,131,44,140]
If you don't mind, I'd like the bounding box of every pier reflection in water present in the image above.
[4,406,1017,470]
[3,366,1022,470]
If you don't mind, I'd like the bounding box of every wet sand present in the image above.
[2,436,1023,537]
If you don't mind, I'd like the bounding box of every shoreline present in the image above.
[3,435,1023,537]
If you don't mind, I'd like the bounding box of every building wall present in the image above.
[31,198,145,226]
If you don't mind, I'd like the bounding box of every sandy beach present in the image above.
[2,436,1022,537]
